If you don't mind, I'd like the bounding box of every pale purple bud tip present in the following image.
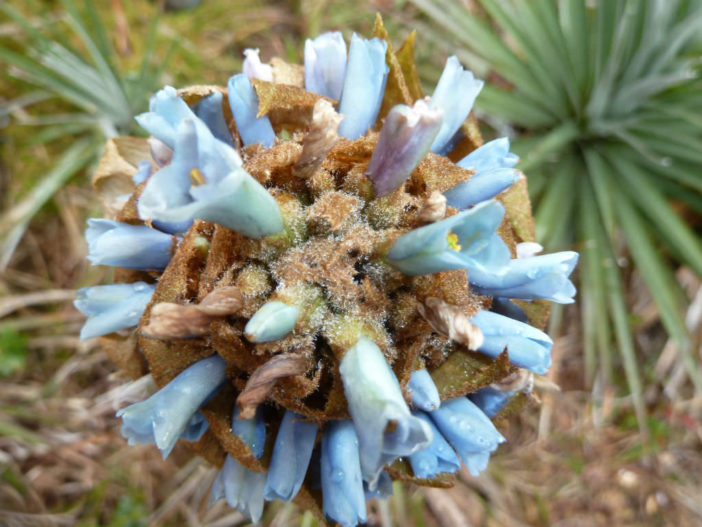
[243,48,273,82]
[367,99,443,197]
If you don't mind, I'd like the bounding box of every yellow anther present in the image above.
[447,232,461,251]
[189,168,205,186]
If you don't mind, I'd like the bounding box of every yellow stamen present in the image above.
[189,168,205,186]
[447,232,461,251]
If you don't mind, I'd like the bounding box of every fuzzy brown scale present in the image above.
[95,25,546,506]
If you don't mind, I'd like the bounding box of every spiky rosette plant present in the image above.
[411,0,702,426]
[75,17,577,526]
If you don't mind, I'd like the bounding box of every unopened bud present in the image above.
[294,99,342,179]
[143,286,244,339]
[491,369,533,393]
[417,297,484,349]
[418,191,447,223]
[198,286,244,316]
[143,303,212,339]
[236,353,310,419]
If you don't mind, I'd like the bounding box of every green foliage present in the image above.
[108,494,149,527]
[0,0,174,267]
[0,327,28,377]
[412,0,702,426]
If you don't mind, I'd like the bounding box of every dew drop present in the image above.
[133,283,147,291]
[331,469,345,483]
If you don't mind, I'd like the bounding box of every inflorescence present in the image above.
[76,18,578,526]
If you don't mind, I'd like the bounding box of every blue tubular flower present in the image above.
[180,411,210,442]
[408,411,460,479]
[366,99,443,197]
[137,117,284,238]
[135,86,196,148]
[211,454,267,523]
[429,56,484,155]
[74,282,155,340]
[232,406,266,458]
[227,74,276,147]
[429,397,504,474]
[337,34,388,140]
[121,407,209,447]
[463,450,491,477]
[264,411,318,502]
[364,471,393,500]
[468,251,579,304]
[469,387,512,418]
[339,337,432,488]
[85,219,175,270]
[244,301,299,343]
[407,369,441,412]
[321,420,367,527]
[387,200,503,276]
[304,31,347,100]
[116,355,227,458]
[193,91,235,147]
[470,310,553,374]
[444,168,519,209]
[457,137,519,173]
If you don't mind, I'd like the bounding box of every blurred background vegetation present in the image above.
[1,0,700,525]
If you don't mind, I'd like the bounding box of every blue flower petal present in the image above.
[469,387,513,418]
[408,411,460,479]
[339,337,432,488]
[407,369,441,412]
[444,168,520,209]
[463,450,492,477]
[134,85,195,148]
[468,251,579,303]
[232,405,266,459]
[429,397,504,470]
[387,200,505,276]
[429,57,483,155]
[116,355,227,458]
[321,421,367,527]
[193,91,235,146]
[305,31,347,100]
[227,73,276,147]
[264,411,318,502]
[337,34,388,140]
[132,161,151,185]
[364,471,393,500]
[74,282,155,340]
[179,411,210,442]
[456,137,519,173]
[138,117,283,238]
[86,219,175,270]
[211,454,267,523]
[470,310,553,374]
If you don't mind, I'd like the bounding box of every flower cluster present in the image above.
[76,18,577,526]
